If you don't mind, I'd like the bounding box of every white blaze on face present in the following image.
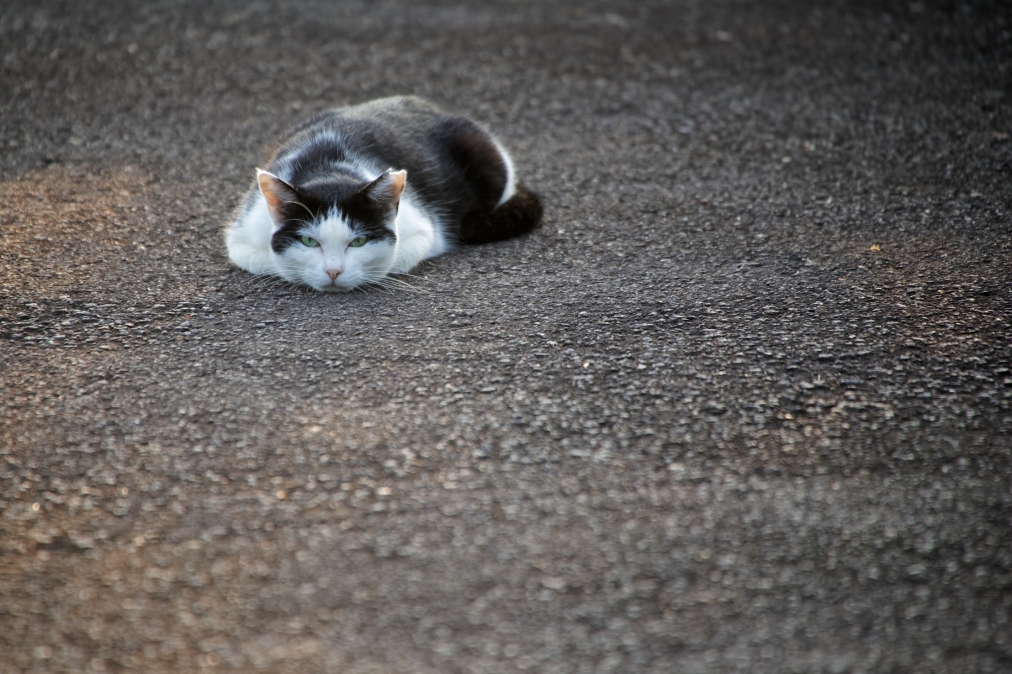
[272,211,397,292]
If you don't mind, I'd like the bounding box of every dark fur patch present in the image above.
[335,181,398,243]
[268,186,328,253]
[431,115,508,212]
[285,142,350,187]
[269,175,396,254]
[458,185,543,245]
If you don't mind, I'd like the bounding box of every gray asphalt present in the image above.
[2,1,1011,673]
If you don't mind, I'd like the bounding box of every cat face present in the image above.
[272,213,397,292]
[258,169,405,292]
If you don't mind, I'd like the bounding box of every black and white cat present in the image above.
[225,96,542,291]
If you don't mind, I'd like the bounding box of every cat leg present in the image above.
[226,241,276,276]
[225,194,278,276]
[389,228,437,275]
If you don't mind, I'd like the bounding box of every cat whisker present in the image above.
[362,276,424,294]
[360,277,399,292]
[243,271,303,295]
[287,201,315,222]
[390,271,434,283]
[392,281,426,293]
[369,275,426,293]
[240,274,275,293]
[360,280,398,295]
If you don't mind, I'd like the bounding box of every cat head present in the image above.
[257,169,406,292]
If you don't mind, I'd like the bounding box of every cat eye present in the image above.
[300,236,320,247]
[349,236,368,247]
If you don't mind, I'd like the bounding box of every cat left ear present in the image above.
[360,170,406,214]
[257,169,300,229]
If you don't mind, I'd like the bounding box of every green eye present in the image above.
[300,236,319,247]
[349,236,368,247]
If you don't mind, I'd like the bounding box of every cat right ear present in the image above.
[257,169,299,229]
[359,170,407,216]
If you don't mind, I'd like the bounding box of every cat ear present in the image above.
[359,170,406,214]
[256,169,300,229]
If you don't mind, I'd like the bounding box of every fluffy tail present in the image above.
[458,185,543,245]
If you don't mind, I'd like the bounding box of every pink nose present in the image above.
[326,269,342,282]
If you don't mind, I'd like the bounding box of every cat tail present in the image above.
[458,184,544,245]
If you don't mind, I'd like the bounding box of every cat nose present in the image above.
[326,268,342,282]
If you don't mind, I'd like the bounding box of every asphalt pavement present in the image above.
[1,1,1011,672]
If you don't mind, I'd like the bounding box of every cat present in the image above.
[225,95,543,292]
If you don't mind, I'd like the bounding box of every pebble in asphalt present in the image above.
[1,1,1010,672]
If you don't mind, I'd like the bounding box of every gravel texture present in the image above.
[1,1,1011,672]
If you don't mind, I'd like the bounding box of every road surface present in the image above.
[1,1,1010,672]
